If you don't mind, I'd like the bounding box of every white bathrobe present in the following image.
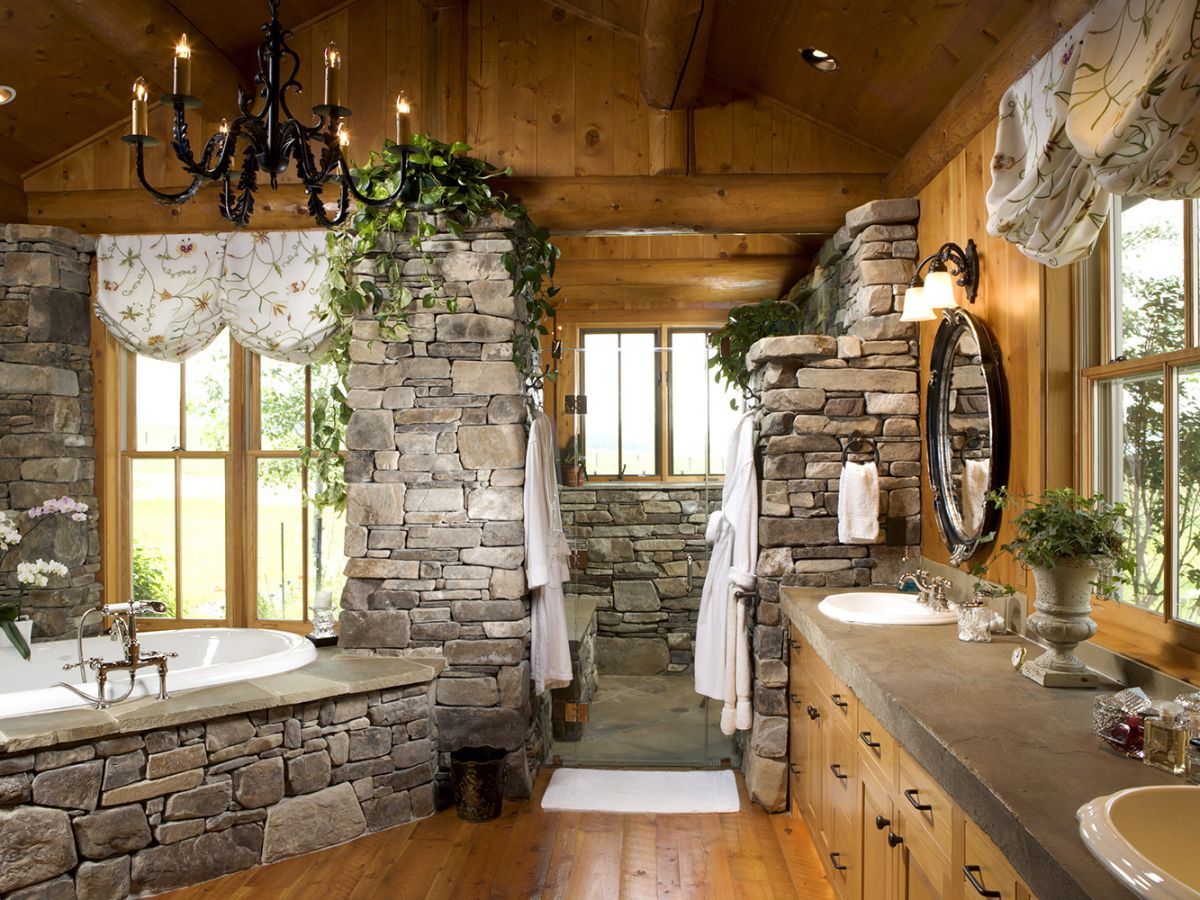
[694,411,758,735]
[524,409,574,695]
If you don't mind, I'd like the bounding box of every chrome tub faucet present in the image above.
[54,600,177,709]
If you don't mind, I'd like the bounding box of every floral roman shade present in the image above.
[987,0,1200,266]
[95,231,334,364]
[1067,0,1200,198]
[986,19,1111,267]
[222,231,337,363]
[95,234,226,360]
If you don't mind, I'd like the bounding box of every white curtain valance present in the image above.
[95,230,336,364]
[986,18,1111,267]
[1067,0,1200,198]
[987,0,1200,266]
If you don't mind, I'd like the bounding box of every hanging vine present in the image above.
[304,135,560,510]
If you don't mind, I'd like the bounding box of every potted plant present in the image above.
[560,435,586,487]
[990,487,1133,688]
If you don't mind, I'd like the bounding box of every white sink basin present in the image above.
[817,591,958,626]
[1078,786,1200,898]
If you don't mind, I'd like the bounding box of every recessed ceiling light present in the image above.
[801,48,838,72]
[0,86,15,106]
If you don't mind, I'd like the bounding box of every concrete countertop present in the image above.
[0,650,445,755]
[783,587,1176,900]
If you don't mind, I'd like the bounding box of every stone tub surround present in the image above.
[560,482,716,675]
[0,224,101,641]
[0,652,442,897]
[783,586,1175,900]
[339,217,541,799]
[742,197,922,811]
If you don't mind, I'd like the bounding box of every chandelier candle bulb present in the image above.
[337,122,349,148]
[173,34,192,96]
[131,78,149,136]
[323,43,342,108]
[396,93,411,144]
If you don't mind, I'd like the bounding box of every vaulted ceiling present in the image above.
[1,0,1042,179]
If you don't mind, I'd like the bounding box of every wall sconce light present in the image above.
[902,239,979,321]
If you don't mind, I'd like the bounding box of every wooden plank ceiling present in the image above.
[2,0,1038,179]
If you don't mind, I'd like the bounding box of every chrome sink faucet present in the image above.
[55,600,177,709]
[897,569,953,612]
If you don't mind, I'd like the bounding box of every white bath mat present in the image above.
[541,768,740,814]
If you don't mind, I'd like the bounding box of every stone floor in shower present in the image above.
[554,673,738,767]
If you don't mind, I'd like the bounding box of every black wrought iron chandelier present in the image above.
[123,0,415,228]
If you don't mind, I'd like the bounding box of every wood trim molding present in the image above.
[26,173,881,236]
[883,0,1097,199]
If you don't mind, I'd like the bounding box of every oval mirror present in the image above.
[925,308,1008,565]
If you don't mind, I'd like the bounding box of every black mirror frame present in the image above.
[925,307,1008,565]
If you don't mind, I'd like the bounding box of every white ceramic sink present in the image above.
[817,591,957,626]
[1078,786,1200,898]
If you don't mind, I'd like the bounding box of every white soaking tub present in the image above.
[0,627,318,717]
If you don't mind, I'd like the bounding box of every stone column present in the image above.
[339,218,539,797]
[0,225,100,640]
[743,198,922,810]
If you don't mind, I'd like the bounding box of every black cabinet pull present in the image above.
[807,705,820,720]
[904,788,933,811]
[790,692,802,705]
[963,865,1002,898]
[859,730,881,749]
[829,852,847,872]
[829,764,847,781]
[874,815,890,831]
[830,693,849,710]
[887,831,904,848]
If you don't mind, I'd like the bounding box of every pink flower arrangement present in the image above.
[27,496,89,522]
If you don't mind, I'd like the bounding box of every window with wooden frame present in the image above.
[566,323,742,482]
[116,335,345,632]
[1081,196,1200,667]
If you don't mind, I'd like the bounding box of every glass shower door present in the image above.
[549,336,742,769]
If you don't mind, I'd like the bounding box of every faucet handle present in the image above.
[62,657,102,672]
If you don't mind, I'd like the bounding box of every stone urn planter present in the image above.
[1021,561,1100,688]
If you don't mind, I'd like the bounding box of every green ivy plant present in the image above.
[306,134,560,510]
[987,487,1135,598]
[707,298,803,405]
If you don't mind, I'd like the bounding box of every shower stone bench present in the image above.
[0,650,444,898]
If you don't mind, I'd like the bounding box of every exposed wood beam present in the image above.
[0,166,28,225]
[640,0,714,109]
[26,174,880,236]
[884,0,1096,199]
[556,257,807,302]
[48,0,246,120]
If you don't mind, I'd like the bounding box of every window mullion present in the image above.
[1188,199,1198,350]
[1166,361,1179,623]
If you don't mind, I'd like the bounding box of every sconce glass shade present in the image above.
[923,268,958,309]
[900,285,934,322]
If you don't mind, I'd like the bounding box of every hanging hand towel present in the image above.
[838,461,879,544]
[961,458,991,537]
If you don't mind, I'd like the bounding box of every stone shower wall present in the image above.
[561,483,715,675]
[0,225,101,641]
[744,198,922,811]
[339,217,540,797]
[0,686,435,898]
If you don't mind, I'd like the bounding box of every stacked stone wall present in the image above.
[744,198,922,811]
[561,483,715,675]
[0,686,435,898]
[0,225,101,640]
[339,217,540,798]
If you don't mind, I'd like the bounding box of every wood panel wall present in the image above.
[23,0,894,194]
[915,118,1074,592]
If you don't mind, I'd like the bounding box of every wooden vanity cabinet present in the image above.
[787,630,1037,900]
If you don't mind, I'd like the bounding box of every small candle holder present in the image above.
[160,93,204,110]
[308,607,337,645]
[121,134,162,147]
[312,103,353,121]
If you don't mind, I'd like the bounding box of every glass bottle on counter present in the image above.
[1144,701,1188,775]
[1186,739,1200,785]
[1174,691,1200,738]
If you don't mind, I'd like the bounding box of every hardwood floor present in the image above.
[166,771,833,899]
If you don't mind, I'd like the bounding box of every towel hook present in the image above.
[840,431,879,465]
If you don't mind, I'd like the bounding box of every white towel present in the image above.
[838,461,880,544]
[961,458,991,536]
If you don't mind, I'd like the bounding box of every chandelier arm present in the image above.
[338,154,409,208]
[285,120,337,184]
[305,178,351,228]
[171,107,240,182]
[133,142,205,205]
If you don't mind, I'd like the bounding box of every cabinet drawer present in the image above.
[897,750,954,859]
[827,808,860,900]
[963,818,1021,900]
[856,703,896,789]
